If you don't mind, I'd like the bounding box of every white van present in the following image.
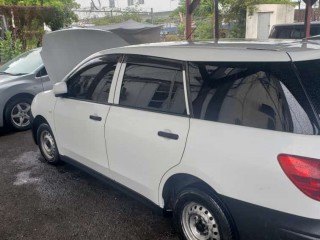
[31,41,320,240]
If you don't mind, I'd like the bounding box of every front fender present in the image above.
[31,90,57,135]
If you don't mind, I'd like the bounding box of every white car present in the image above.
[31,41,320,240]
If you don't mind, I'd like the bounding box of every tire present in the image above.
[37,123,60,165]
[4,97,33,131]
[174,187,235,240]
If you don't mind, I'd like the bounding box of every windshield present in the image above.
[0,49,42,76]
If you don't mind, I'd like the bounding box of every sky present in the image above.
[75,0,180,12]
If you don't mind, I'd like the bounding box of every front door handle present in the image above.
[158,131,179,140]
[89,115,102,121]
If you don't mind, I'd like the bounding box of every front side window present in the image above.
[36,67,47,78]
[128,0,134,6]
[189,61,319,135]
[67,58,117,103]
[119,56,187,115]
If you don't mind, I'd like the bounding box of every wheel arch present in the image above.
[3,93,34,119]
[162,173,239,239]
[162,173,219,211]
[32,115,49,145]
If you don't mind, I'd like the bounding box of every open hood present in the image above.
[41,28,129,83]
[90,20,161,45]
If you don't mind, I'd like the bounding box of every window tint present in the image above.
[189,62,319,135]
[36,67,47,77]
[119,56,187,115]
[67,61,117,103]
[295,60,320,116]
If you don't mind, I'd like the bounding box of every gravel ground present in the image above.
[0,129,178,240]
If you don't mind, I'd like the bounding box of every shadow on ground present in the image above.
[0,127,13,137]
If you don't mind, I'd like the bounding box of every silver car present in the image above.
[0,48,52,131]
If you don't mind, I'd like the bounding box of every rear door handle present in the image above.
[158,131,179,140]
[89,115,102,121]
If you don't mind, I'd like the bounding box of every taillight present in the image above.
[278,154,320,201]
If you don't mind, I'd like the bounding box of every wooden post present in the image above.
[305,0,312,37]
[303,0,317,38]
[186,0,192,40]
[214,0,219,43]
[186,0,201,41]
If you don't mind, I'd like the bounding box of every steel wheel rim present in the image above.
[11,102,31,128]
[181,202,220,240]
[40,130,56,161]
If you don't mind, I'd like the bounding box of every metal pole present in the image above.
[214,0,219,42]
[151,8,154,24]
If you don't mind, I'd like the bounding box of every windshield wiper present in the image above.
[0,72,27,76]
[0,71,14,75]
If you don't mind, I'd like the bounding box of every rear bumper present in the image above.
[220,196,320,240]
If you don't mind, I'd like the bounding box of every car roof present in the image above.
[272,22,320,27]
[95,40,320,62]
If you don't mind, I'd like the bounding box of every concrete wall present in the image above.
[246,4,295,39]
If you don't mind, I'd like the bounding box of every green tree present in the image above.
[173,0,292,39]
[90,8,143,26]
[0,31,22,63]
[0,0,79,30]
[0,0,79,58]
[221,0,292,38]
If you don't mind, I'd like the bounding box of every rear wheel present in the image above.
[37,123,60,165]
[174,188,235,240]
[5,97,32,131]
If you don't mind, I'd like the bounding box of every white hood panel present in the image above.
[41,29,129,83]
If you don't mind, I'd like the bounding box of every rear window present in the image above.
[188,61,319,135]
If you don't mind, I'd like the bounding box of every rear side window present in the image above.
[188,62,319,135]
[119,56,187,115]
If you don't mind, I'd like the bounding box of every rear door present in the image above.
[105,55,190,203]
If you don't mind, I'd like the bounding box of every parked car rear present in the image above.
[269,22,320,39]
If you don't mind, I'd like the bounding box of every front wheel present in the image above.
[37,123,60,165]
[174,188,235,240]
[5,97,32,131]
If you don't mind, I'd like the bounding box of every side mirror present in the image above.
[53,82,68,97]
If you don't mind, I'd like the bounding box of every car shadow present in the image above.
[0,127,13,137]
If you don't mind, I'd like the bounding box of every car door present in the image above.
[105,55,190,202]
[54,55,121,173]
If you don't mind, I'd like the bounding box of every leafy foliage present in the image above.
[173,0,292,39]
[0,31,22,63]
[0,0,79,60]
[90,8,142,25]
